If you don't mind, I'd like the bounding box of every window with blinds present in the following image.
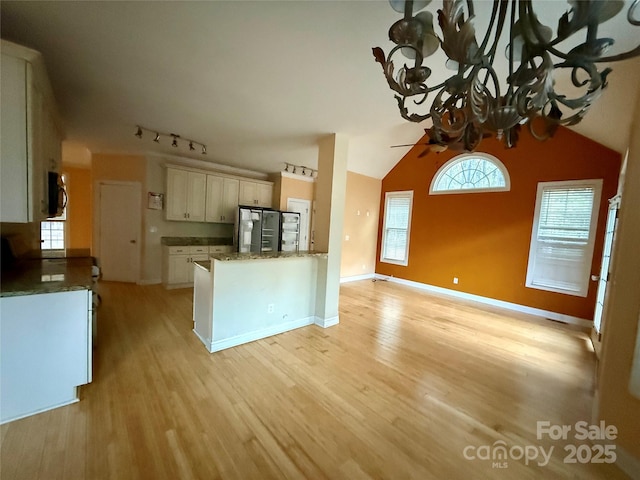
[380,191,413,266]
[525,179,603,297]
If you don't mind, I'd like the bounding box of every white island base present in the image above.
[193,252,335,353]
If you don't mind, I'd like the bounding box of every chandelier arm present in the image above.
[486,0,510,60]
[403,0,414,21]
[630,0,640,26]
[478,0,501,53]
[466,0,475,19]
[594,44,640,62]
[506,0,518,98]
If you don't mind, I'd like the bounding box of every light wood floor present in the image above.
[0,280,629,479]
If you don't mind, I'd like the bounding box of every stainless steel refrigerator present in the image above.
[237,206,280,253]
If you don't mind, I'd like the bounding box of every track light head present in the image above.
[189,142,195,151]
[154,133,160,143]
[201,145,207,155]
[171,136,178,148]
[135,126,143,138]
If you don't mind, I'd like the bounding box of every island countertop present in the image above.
[208,250,328,262]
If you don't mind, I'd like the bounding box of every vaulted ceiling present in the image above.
[2,1,639,179]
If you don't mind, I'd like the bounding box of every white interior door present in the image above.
[591,196,620,358]
[287,198,311,251]
[99,182,141,282]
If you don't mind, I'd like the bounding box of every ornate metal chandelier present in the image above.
[373,0,640,151]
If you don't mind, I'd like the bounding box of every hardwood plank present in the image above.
[0,280,630,479]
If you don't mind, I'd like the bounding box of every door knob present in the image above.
[130,240,136,244]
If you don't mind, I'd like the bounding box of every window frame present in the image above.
[525,179,603,297]
[40,174,67,251]
[429,153,511,195]
[380,190,414,267]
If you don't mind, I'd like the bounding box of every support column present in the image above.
[314,133,348,327]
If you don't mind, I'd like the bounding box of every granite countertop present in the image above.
[194,260,212,271]
[209,251,328,262]
[1,256,94,298]
[161,236,233,247]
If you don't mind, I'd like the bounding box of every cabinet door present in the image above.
[222,178,239,223]
[168,254,190,284]
[0,54,29,222]
[166,168,189,220]
[186,172,206,221]
[205,174,224,222]
[257,183,273,208]
[239,180,257,206]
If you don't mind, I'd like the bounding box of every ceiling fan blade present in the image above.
[417,148,431,158]
[390,143,433,148]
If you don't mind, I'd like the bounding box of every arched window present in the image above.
[429,153,510,194]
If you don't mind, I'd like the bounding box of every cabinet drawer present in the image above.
[189,246,208,254]
[168,246,189,254]
[209,245,233,254]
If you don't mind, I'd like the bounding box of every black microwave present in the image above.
[47,171,67,218]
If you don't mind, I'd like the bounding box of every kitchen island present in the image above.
[193,251,331,353]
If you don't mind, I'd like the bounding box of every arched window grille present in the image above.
[429,153,510,194]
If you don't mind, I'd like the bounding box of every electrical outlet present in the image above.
[267,303,274,313]
[453,277,459,285]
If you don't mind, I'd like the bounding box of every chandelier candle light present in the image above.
[373,0,640,151]
[135,125,207,155]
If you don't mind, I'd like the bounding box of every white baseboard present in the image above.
[315,315,339,328]
[203,316,316,353]
[375,274,592,328]
[340,273,375,284]
[1,395,79,425]
[137,278,161,286]
[615,444,640,479]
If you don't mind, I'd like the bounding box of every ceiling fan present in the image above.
[390,125,494,157]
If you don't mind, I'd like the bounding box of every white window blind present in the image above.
[526,180,602,297]
[381,191,413,266]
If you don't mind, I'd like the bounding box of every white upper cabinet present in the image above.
[239,180,273,208]
[166,165,272,222]
[165,168,206,222]
[205,174,239,223]
[1,40,63,223]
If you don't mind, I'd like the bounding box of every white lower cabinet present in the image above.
[163,245,233,288]
[0,289,92,424]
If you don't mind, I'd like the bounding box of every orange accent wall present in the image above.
[341,172,381,278]
[377,126,621,320]
[63,166,92,249]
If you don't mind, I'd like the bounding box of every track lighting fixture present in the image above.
[134,125,207,155]
[282,163,317,178]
